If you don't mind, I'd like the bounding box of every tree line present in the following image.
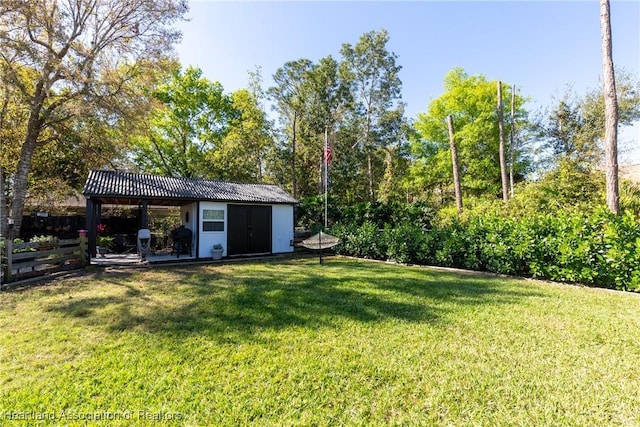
[1,0,639,237]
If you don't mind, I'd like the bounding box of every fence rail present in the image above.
[1,237,87,284]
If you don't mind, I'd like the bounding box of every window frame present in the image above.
[202,209,225,232]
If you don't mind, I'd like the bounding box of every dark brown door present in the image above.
[227,205,272,256]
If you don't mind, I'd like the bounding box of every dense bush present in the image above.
[339,201,435,230]
[295,195,342,229]
[384,222,430,264]
[331,208,640,292]
[332,222,387,260]
[296,197,435,231]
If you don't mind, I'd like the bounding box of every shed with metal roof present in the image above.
[83,170,296,260]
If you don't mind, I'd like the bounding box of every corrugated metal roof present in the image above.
[83,170,297,204]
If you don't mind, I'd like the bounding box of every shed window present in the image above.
[203,209,224,232]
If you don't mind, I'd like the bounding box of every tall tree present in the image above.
[340,29,405,201]
[509,85,517,196]
[133,66,238,178]
[208,89,274,182]
[412,68,529,205]
[269,57,348,199]
[536,71,639,173]
[538,93,598,167]
[302,56,350,196]
[0,0,187,235]
[0,66,30,237]
[600,0,619,214]
[447,115,463,214]
[28,60,177,200]
[497,81,509,202]
[269,59,314,198]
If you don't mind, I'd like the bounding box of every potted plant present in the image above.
[32,235,58,251]
[211,243,223,260]
[96,236,114,257]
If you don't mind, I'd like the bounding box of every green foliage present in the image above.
[512,160,605,214]
[295,196,323,229]
[411,68,530,204]
[383,222,430,264]
[332,221,386,259]
[296,197,435,232]
[209,88,275,182]
[148,209,182,238]
[339,201,397,228]
[1,0,187,235]
[133,66,239,178]
[295,194,342,229]
[337,200,434,230]
[340,29,407,201]
[538,94,596,165]
[96,236,114,248]
[268,30,409,205]
[6,236,56,253]
[30,235,58,244]
[430,159,607,225]
[620,179,640,218]
[269,58,340,197]
[535,70,640,170]
[334,207,640,292]
[10,238,32,254]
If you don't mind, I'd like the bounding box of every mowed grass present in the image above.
[1,257,640,426]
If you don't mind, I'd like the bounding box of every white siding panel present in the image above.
[272,204,294,254]
[199,202,227,257]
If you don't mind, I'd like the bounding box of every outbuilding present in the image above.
[83,170,296,260]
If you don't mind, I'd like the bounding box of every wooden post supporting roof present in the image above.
[85,198,101,258]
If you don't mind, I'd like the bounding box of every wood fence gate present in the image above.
[1,237,87,286]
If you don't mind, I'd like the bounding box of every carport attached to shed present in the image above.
[82,170,297,259]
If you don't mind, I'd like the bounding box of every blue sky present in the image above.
[175,0,640,163]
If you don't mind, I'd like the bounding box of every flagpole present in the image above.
[324,127,328,229]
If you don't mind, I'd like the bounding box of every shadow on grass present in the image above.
[46,258,545,342]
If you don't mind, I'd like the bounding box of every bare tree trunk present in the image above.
[378,147,394,203]
[447,115,463,215]
[509,84,516,197]
[291,110,297,199]
[367,153,375,201]
[497,81,509,202]
[0,90,8,239]
[10,135,39,238]
[256,142,263,182]
[600,0,619,214]
[0,164,6,239]
[364,101,375,202]
[10,92,46,237]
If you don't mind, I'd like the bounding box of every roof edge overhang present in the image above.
[83,170,297,206]
[85,195,298,206]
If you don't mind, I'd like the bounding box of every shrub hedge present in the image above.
[331,208,640,292]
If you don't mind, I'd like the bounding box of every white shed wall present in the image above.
[193,202,293,258]
[272,204,294,254]
[198,202,227,257]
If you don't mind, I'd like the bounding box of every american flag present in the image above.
[324,143,332,165]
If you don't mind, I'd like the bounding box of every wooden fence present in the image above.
[1,236,87,284]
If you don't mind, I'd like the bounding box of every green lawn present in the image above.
[1,257,640,426]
